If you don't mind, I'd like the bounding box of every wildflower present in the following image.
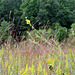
[5,43,7,46]
[29,66,31,71]
[46,56,55,67]
[22,68,29,75]
[20,70,22,74]
[20,68,24,74]
[26,19,30,24]
[21,64,29,75]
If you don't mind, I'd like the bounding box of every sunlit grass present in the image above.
[0,28,75,75]
[0,38,75,75]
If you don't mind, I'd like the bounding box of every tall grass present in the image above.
[0,29,75,75]
[0,9,75,75]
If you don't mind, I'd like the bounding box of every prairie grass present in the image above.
[0,31,75,75]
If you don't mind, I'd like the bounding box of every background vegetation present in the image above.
[0,0,75,75]
[0,0,75,44]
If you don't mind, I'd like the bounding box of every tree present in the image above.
[20,0,40,25]
[0,0,22,21]
[36,0,74,29]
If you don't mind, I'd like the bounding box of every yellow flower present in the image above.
[20,70,22,74]
[29,66,31,71]
[22,68,28,75]
[20,68,24,74]
[26,19,30,24]
[5,43,7,46]
[46,57,55,67]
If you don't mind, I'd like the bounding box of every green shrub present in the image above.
[55,25,67,42]
[29,25,67,42]
[46,28,54,39]
[45,23,67,42]
[69,23,75,36]
[0,20,9,44]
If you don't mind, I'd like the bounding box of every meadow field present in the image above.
[0,32,75,75]
[0,0,75,75]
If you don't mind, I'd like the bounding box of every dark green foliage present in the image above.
[19,0,40,40]
[0,20,9,30]
[0,0,23,42]
[55,25,67,42]
[45,23,67,42]
[20,0,40,24]
[0,0,22,21]
[71,23,75,30]
[0,20,9,44]
[36,0,74,29]
[19,19,31,40]
[46,28,54,39]
[37,0,60,25]
[0,0,75,43]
